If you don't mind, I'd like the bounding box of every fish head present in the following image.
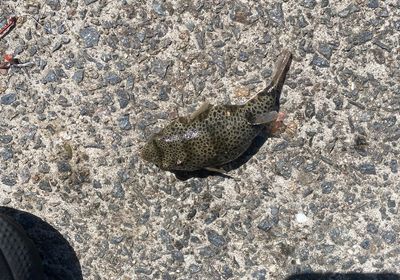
[140,138,164,167]
[141,137,187,171]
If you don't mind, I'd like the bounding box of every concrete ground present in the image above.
[0,0,399,279]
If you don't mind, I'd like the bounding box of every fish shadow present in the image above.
[286,272,400,280]
[173,128,272,181]
[0,207,83,280]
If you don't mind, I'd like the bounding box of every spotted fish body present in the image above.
[141,51,292,171]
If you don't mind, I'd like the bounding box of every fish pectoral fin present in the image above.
[247,111,279,125]
[189,101,212,121]
[204,167,227,174]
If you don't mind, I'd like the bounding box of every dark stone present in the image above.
[390,159,398,173]
[55,68,67,79]
[52,41,62,52]
[112,182,125,199]
[257,217,273,232]
[1,93,17,105]
[140,100,159,110]
[84,0,98,5]
[230,3,252,25]
[366,223,378,234]
[358,163,376,175]
[318,43,334,60]
[395,20,400,31]
[153,2,167,16]
[62,57,75,69]
[195,30,205,49]
[57,161,71,173]
[198,245,216,258]
[360,239,370,249]
[0,135,13,144]
[321,181,334,194]
[311,55,330,68]
[46,0,61,10]
[158,85,170,101]
[329,227,342,243]
[116,89,129,109]
[213,40,225,48]
[305,102,315,118]
[92,179,102,189]
[79,26,100,48]
[57,22,66,34]
[151,59,171,78]
[273,141,288,151]
[338,4,360,17]
[189,264,202,274]
[382,230,397,244]
[72,70,84,84]
[42,70,58,84]
[28,46,37,56]
[206,229,226,247]
[38,162,50,173]
[39,179,52,192]
[351,31,373,46]
[269,3,284,25]
[171,251,184,262]
[105,72,122,85]
[387,198,396,208]
[299,248,309,261]
[276,160,292,179]
[118,115,132,130]
[222,265,233,278]
[238,51,249,62]
[138,210,150,224]
[260,68,272,78]
[205,211,219,224]
[0,148,13,161]
[301,0,317,9]
[252,269,267,280]
[368,0,379,8]
[135,267,152,275]
[321,0,329,8]
[344,193,355,204]
[1,175,16,186]
[260,32,271,45]
[333,96,343,110]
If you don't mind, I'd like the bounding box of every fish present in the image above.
[141,50,292,172]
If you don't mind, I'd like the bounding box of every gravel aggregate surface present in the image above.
[0,1,399,279]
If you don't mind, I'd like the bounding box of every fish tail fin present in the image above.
[244,50,292,124]
[250,50,292,111]
[268,49,292,94]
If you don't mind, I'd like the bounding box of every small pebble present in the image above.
[311,55,330,68]
[57,161,72,173]
[1,93,17,105]
[257,217,273,232]
[72,70,84,84]
[112,182,125,199]
[80,26,100,48]
[39,179,52,192]
[321,181,334,194]
[118,115,132,130]
[358,163,376,175]
[206,229,226,247]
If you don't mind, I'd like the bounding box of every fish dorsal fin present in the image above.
[189,101,212,121]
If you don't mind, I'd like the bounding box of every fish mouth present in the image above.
[140,140,164,166]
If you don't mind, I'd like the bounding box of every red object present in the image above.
[0,17,17,36]
[3,54,13,62]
